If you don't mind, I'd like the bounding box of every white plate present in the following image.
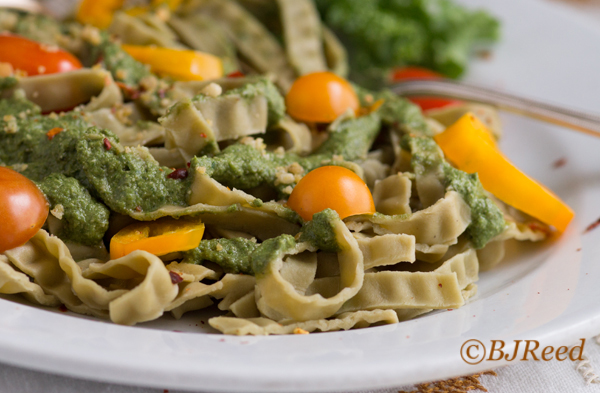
[2,0,600,391]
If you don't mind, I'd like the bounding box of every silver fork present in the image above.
[392,79,600,138]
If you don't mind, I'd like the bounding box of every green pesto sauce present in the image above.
[76,134,191,214]
[38,174,110,246]
[191,112,381,193]
[183,209,341,275]
[0,96,192,217]
[91,37,151,87]
[298,209,340,253]
[403,135,505,249]
[0,106,98,187]
[0,77,17,91]
[183,237,259,274]
[250,235,297,275]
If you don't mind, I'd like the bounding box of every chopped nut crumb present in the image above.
[196,166,207,175]
[240,137,267,152]
[273,146,285,158]
[287,162,304,175]
[0,62,14,77]
[81,25,102,45]
[200,83,223,98]
[11,163,28,172]
[155,6,171,21]
[3,115,18,133]
[116,69,128,81]
[50,204,65,220]
[216,243,224,252]
[139,75,158,91]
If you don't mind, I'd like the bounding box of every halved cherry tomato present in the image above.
[0,167,49,253]
[287,166,375,221]
[0,35,82,77]
[110,218,205,260]
[285,71,360,123]
[391,66,461,111]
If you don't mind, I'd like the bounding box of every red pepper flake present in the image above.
[186,162,191,168]
[164,390,169,393]
[115,82,140,99]
[528,222,552,236]
[553,157,567,169]
[167,168,188,180]
[227,71,244,78]
[199,133,207,138]
[169,271,183,284]
[58,304,68,312]
[438,283,442,288]
[584,217,600,234]
[103,138,112,150]
[477,50,492,60]
[219,338,225,342]
[447,309,453,311]
[200,320,205,325]
[46,127,64,140]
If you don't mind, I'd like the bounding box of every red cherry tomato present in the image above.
[0,35,82,76]
[0,167,49,253]
[287,166,375,221]
[391,66,462,111]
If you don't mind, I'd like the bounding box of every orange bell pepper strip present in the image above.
[434,113,574,232]
[76,0,125,29]
[121,45,223,81]
[110,219,205,260]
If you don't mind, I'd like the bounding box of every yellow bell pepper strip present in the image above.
[125,0,182,16]
[434,113,574,232]
[151,0,182,9]
[110,219,205,260]
[121,45,223,81]
[76,0,125,29]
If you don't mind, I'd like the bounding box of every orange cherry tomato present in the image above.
[0,35,82,77]
[0,167,49,253]
[391,66,462,111]
[285,71,360,123]
[287,166,375,221]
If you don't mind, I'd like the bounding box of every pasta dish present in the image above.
[0,0,573,335]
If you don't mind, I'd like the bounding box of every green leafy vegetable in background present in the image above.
[315,0,500,87]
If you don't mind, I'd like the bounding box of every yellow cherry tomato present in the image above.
[110,218,205,260]
[434,112,574,232]
[285,71,360,123]
[121,45,223,81]
[287,166,375,221]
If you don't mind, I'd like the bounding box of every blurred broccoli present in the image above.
[315,0,500,87]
